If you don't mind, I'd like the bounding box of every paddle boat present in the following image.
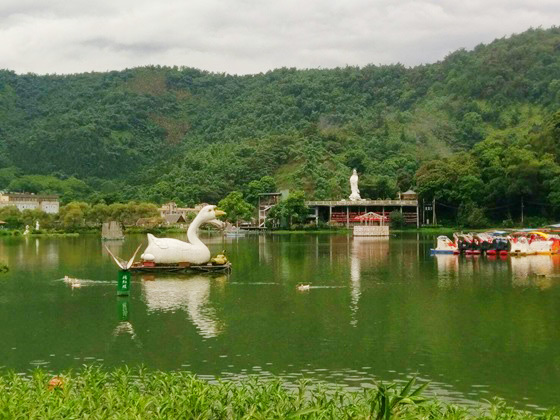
[430,236,459,254]
[509,231,557,256]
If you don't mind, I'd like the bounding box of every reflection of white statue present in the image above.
[35,220,40,231]
[349,169,361,201]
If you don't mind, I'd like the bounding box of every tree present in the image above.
[267,190,309,228]
[0,206,22,229]
[21,209,53,229]
[389,210,405,229]
[59,202,90,230]
[245,176,277,205]
[217,191,254,226]
[88,203,111,225]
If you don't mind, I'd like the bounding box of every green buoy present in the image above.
[117,270,131,296]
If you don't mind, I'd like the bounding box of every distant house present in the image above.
[159,202,203,219]
[398,190,417,201]
[0,220,5,229]
[0,192,60,214]
[164,214,187,225]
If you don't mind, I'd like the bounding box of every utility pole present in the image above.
[521,197,524,225]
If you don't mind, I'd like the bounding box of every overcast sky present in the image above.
[0,0,558,75]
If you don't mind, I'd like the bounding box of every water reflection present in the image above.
[141,275,226,338]
[510,255,553,278]
[103,240,125,257]
[0,238,60,269]
[511,256,556,289]
[258,235,271,264]
[434,252,560,290]
[435,254,459,288]
[350,237,390,326]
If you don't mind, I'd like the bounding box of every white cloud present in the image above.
[0,0,558,74]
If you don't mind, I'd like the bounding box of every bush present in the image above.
[326,220,342,229]
[523,216,549,228]
[502,218,515,228]
[389,210,406,229]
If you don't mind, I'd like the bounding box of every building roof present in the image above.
[1,192,59,200]
[402,189,416,195]
[164,214,187,224]
[0,220,6,224]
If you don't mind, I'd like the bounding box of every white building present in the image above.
[0,192,60,214]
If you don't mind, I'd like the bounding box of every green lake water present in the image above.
[1,232,559,410]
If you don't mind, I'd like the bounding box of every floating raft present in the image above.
[129,261,231,274]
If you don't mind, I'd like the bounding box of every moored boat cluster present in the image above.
[431,231,560,256]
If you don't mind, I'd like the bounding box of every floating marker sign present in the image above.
[117,270,131,296]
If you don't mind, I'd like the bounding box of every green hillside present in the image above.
[1,27,560,223]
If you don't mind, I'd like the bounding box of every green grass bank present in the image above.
[0,367,558,419]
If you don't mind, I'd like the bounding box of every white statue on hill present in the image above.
[349,169,361,201]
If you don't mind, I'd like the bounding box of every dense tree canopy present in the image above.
[1,27,560,224]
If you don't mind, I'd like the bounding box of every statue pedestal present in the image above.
[353,225,389,237]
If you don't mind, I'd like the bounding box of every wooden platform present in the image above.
[129,262,232,274]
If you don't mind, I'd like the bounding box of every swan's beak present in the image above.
[214,209,226,217]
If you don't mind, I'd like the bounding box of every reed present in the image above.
[0,366,557,419]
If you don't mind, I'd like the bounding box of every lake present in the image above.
[1,232,559,410]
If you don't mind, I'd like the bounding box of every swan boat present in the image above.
[129,205,232,273]
[509,231,560,256]
[430,236,459,254]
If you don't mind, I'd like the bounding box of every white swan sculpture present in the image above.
[140,205,225,265]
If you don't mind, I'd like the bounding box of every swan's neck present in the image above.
[187,216,205,247]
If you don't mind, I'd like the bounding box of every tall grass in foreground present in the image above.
[0,366,558,419]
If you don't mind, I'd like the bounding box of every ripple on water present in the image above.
[29,360,50,367]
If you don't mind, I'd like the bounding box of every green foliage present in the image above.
[245,176,277,205]
[59,202,89,230]
[457,202,489,228]
[0,206,24,229]
[217,191,254,225]
[389,210,405,229]
[267,190,309,228]
[0,367,557,419]
[0,201,160,232]
[1,28,560,224]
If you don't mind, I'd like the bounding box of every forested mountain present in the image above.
[1,27,560,224]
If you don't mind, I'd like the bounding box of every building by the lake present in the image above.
[0,192,60,214]
[159,202,205,219]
